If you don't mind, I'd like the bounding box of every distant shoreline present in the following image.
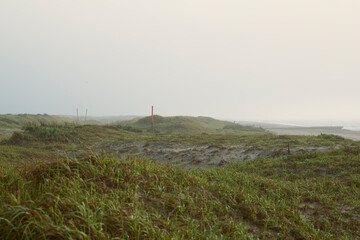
[236,121,360,141]
[267,127,360,141]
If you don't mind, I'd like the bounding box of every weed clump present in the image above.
[4,131,32,145]
[117,125,143,133]
[317,133,345,141]
[24,126,71,142]
[5,126,77,145]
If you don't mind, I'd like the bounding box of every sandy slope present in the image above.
[58,142,338,169]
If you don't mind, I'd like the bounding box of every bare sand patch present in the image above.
[58,142,336,169]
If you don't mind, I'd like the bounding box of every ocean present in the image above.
[269,120,360,131]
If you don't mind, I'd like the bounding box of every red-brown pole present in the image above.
[151,106,154,133]
[151,106,154,123]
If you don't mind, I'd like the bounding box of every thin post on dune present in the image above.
[151,106,154,133]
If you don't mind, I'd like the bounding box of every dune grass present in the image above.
[1,121,359,238]
[0,147,359,239]
[0,114,74,129]
[118,115,265,134]
[0,124,357,171]
[0,114,75,142]
[5,124,357,148]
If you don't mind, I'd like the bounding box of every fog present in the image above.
[1,1,359,121]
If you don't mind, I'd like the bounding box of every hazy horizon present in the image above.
[1,1,359,121]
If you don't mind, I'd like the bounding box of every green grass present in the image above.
[118,115,264,134]
[6,125,357,148]
[0,148,359,239]
[1,125,357,169]
[0,114,74,129]
[0,114,74,142]
[0,145,55,167]
[1,120,360,238]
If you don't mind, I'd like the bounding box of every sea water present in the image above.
[271,120,360,131]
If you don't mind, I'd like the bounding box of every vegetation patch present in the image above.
[118,115,265,134]
[0,148,359,239]
[1,115,359,238]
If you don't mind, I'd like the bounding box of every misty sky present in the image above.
[1,1,359,121]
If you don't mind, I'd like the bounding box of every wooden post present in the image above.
[85,109,88,124]
[288,142,290,155]
[151,106,154,133]
[76,108,79,125]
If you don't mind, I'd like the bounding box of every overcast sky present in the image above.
[1,1,359,121]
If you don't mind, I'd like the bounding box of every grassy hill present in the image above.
[0,114,74,141]
[0,148,359,239]
[0,114,74,128]
[1,117,359,238]
[118,115,265,134]
[1,123,357,166]
[4,124,353,149]
[65,115,140,123]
